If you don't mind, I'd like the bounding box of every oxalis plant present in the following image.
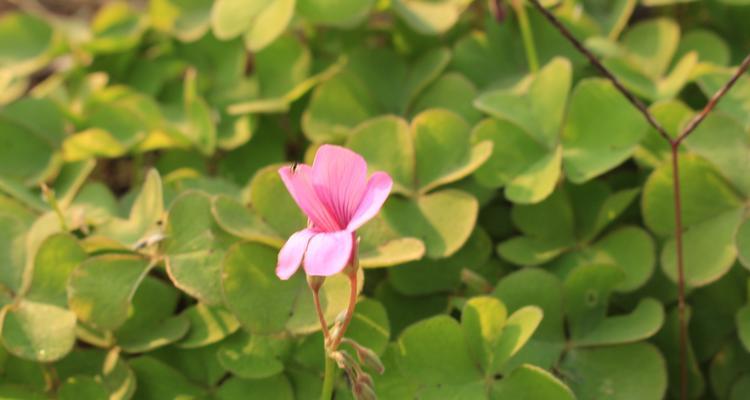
[1,0,750,400]
[274,145,393,399]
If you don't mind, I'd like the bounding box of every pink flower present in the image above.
[276,145,393,280]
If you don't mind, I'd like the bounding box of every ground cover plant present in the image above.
[0,0,749,399]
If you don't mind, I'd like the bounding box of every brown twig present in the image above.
[524,2,750,400]
[671,143,688,400]
[675,54,750,144]
[526,0,672,143]
[670,66,750,393]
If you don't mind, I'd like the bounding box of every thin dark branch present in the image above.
[671,144,688,400]
[525,3,750,400]
[675,54,750,144]
[526,0,672,143]
[671,57,750,400]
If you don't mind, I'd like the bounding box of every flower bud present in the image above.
[357,372,374,388]
[342,338,385,374]
[353,379,377,400]
[330,350,357,374]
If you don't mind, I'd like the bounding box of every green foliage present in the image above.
[0,0,749,398]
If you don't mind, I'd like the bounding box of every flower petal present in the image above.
[279,164,341,231]
[312,145,368,228]
[276,229,315,280]
[347,172,393,231]
[304,230,353,277]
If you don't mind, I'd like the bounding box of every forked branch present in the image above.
[523,2,750,400]
[526,0,671,143]
[676,54,750,144]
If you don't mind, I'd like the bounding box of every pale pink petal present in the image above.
[312,145,368,228]
[279,165,341,231]
[276,229,315,280]
[347,172,393,231]
[303,230,353,277]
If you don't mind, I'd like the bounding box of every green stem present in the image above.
[320,354,336,400]
[315,245,360,400]
[513,0,539,73]
[318,272,358,400]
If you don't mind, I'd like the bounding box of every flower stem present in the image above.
[332,272,358,349]
[320,355,336,400]
[317,268,359,400]
[512,0,539,73]
[671,144,688,400]
[312,288,331,343]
